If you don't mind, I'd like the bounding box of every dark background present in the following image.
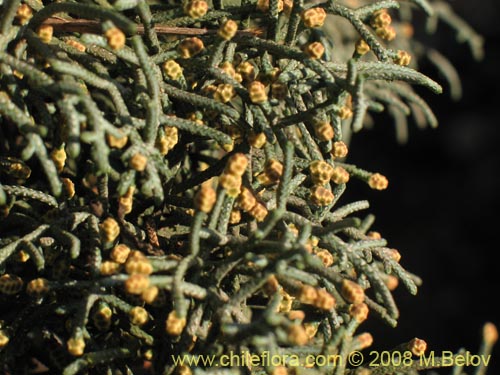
[345,1,500,373]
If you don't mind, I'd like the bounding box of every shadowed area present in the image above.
[346,1,500,372]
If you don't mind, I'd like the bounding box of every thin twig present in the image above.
[42,17,263,36]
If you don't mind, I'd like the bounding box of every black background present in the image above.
[344,1,500,373]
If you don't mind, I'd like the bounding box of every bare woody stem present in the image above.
[41,17,263,36]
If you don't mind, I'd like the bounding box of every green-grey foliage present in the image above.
[0,0,493,374]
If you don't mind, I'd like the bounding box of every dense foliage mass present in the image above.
[0,0,494,374]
